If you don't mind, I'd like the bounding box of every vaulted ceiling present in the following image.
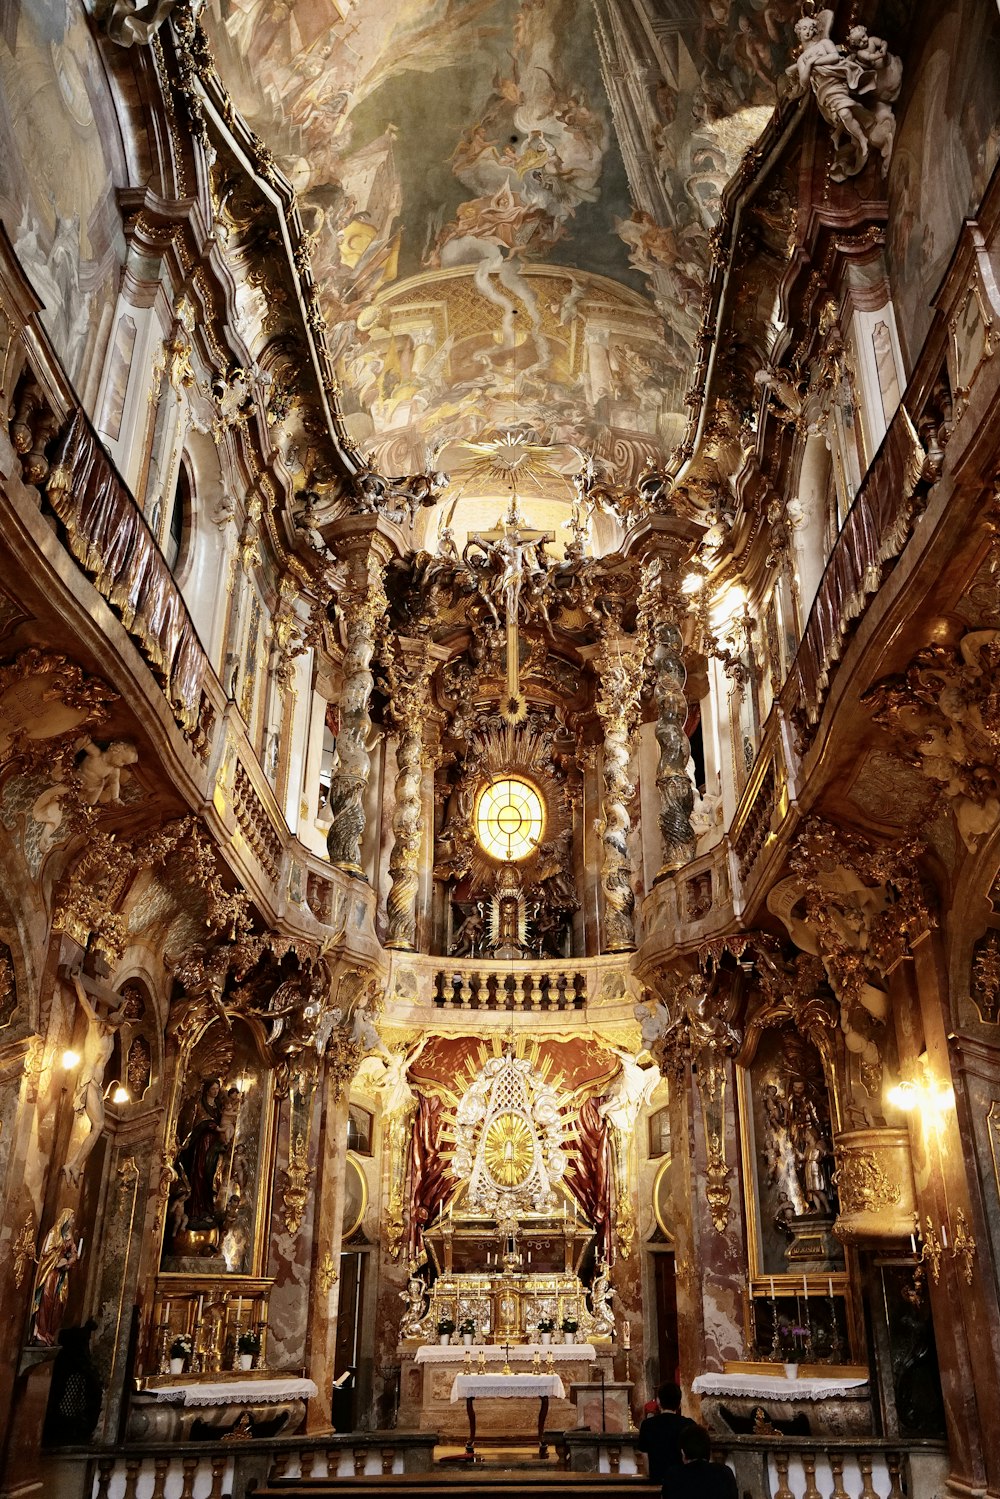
[203,0,785,506]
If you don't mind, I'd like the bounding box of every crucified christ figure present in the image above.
[62,970,129,1186]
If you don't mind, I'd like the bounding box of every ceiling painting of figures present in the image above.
[202,0,791,487]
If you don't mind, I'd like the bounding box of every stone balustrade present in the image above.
[713,1435,948,1499]
[54,1432,438,1499]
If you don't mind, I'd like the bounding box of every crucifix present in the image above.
[501,1338,514,1375]
[478,493,554,724]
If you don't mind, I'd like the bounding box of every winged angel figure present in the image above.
[785,11,901,181]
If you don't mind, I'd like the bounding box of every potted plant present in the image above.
[237,1329,261,1371]
[537,1318,555,1346]
[779,1324,809,1380]
[561,1317,579,1345]
[459,1317,476,1347]
[169,1333,192,1376]
[437,1317,456,1347]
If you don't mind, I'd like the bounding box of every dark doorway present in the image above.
[333,1250,367,1430]
[652,1250,680,1386]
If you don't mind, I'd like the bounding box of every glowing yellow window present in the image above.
[475,777,544,862]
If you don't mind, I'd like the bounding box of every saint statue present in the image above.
[31,1209,81,1346]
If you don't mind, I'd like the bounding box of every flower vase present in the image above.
[169,1357,185,1376]
[238,1353,254,1371]
[462,1334,474,1347]
[783,1362,799,1381]
[439,1334,450,1346]
[540,1333,552,1345]
[564,1332,576,1344]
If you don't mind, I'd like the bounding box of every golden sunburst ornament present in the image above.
[483,1111,535,1186]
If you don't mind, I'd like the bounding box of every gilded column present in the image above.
[594,633,643,953]
[327,546,388,874]
[643,557,696,875]
[384,638,436,951]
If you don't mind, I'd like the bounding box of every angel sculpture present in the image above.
[785,11,901,182]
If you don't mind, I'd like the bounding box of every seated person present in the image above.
[637,1381,695,1485]
[668,1423,739,1499]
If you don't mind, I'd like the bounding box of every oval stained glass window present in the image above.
[475,776,544,862]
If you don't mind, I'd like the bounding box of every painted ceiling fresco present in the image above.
[203,0,789,487]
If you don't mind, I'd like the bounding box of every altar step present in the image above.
[259,1474,661,1498]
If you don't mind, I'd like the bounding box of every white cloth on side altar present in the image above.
[146,1376,318,1406]
[450,1373,566,1402]
[416,1343,595,1364]
[691,1373,868,1400]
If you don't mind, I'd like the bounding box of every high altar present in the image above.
[396,1049,617,1438]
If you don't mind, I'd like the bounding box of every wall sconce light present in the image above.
[887,1079,918,1110]
[111,1084,130,1105]
[61,1049,80,1070]
[888,1056,954,1118]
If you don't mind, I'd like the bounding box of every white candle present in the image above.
[941,1222,948,1249]
[623,1321,631,1349]
[769,1277,775,1299]
[236,1296,243,1320]
[827,1277,833,1298]
[802,1275,808,1300]
[197,1295,204,1318]
[164,1300,171,1323]
[910,1234,916,1254]
[527,1251,531,1264]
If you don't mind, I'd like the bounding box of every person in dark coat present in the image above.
[636,1381,695,1487]
[666,1423,739,1499]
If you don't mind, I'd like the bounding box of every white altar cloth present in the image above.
[417,1343,595,1364]
[451,1373,566,1402]
[146,1376,318,1407]
[691,1373,868,1400]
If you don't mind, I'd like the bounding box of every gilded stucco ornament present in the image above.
[866,633,1000,852]
[279,1134,312,1237]
[645,970,741,1233]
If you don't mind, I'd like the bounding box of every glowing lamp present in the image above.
[61,1049,80,1070]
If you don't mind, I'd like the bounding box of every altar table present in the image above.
[128,1376,317,1440]
[450,1372,566,1458]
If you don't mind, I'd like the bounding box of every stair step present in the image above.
[259,1482,660,1498]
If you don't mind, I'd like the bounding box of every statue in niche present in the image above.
[62,974,129,1186]
[31,1209,81,1346]
[784,11,901,182]
[451,903,486,957]
[177,1077,231,1230]
[763,1033,837,1235]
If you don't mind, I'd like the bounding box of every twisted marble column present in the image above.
[650,609,696,876]
[595,637,643,952]
[385,645,433,950]
[326,551,387,873]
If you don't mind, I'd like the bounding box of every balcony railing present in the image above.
[791,403,926,732]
